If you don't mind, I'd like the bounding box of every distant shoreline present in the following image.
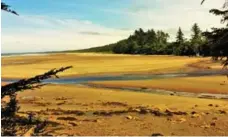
[1,49,92,57]
[1,52,50,57]
[1,50,67,57]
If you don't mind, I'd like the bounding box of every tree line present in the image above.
[111,23,211,56]
[73,0,227,62]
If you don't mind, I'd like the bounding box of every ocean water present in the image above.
[1,52,49,57]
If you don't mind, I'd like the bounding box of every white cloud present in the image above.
[2,0,226,53]
[1,12,132,53]
[105,0,225,40]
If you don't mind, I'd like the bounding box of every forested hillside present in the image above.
[72,44,115,53]
[76,23,211,56]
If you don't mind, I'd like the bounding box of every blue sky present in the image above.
[2,0,131,28]
[1,0,225,53]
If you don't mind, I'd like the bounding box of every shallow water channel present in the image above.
[2,69,228,99]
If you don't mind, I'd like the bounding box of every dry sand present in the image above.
[89,76,228,94]
[2,53,205,78]
[15,84,228,136]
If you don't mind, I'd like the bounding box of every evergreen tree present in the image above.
[146,29,156,44]
[1,67,72,136]
[191,23,201,41]
[134,28,146,46]
[155,31,169,54]
[1,2,18,15]
[176,27,185,44]
[1,3,19,135]
[173,27,186,55]
[191,23,203,56]
[127,41,139,54]
[201,0,228,65]
[1,4,72,135]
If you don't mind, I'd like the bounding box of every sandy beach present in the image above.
[2,53,228,136]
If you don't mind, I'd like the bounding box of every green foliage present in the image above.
[73,0,228,59]
[1,2,18,15]
[1,94,19,136]
[173,27,187,56]
[1,66,72,136]
[201,0,228,65]
[190,23,204,55]
[74,44,115,53]
[191,23,201,42]
[169,27,196,56]
[112,28,171,55]
[176,27,185,44]
[1,2,19,135]
[77,25,212,57]
[210,9,228,25]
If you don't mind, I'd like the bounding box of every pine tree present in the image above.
[1,3,72,135]
[174,27,185,55]
[191,23,203,56]
[202,0,228,26]
[1,2,18,15]
[174,27,195,56]
[191,23,201,40]
[201,0,228,66]
[1,3,19,135]
[1,66,72,136]
[176,27,184,44]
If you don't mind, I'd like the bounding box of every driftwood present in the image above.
[1,66,72,98]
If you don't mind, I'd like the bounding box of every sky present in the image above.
[1,0,226,53]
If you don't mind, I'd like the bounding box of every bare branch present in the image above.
[201,0,205,5]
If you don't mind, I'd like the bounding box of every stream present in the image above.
[2,69,228,100]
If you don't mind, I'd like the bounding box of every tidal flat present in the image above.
[2,53,228,136]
